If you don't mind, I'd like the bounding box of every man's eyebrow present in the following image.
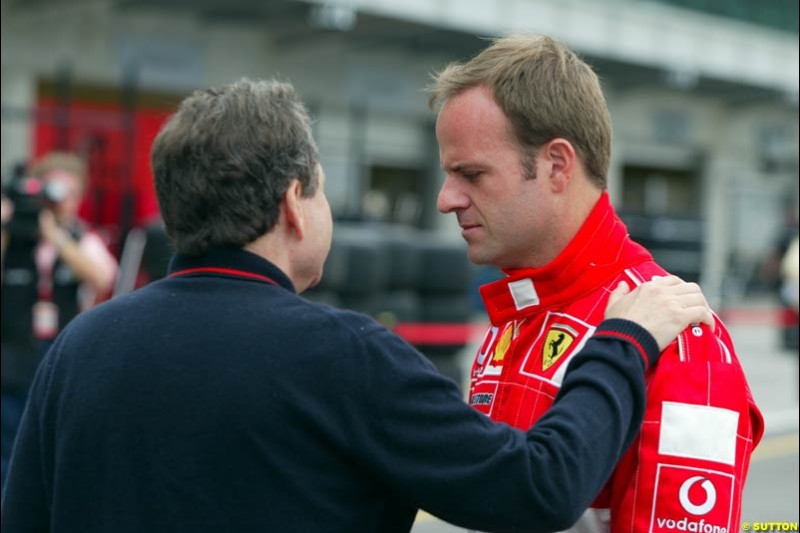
[442,162,484,172]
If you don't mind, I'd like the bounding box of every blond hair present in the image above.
[429,35,611,188]
[29,152,88,186]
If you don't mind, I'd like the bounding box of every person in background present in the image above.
[2,78,712,533]
[781,234,799,311]
[430,34,764,533]
[780,232,799,350]
[1,152,117,488]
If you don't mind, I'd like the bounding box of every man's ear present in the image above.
[542,138,576,193]
[282,180,305,240]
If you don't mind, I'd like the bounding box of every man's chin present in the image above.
[466,247,493,266]
[295,274,321,294]
[308,271,324,290]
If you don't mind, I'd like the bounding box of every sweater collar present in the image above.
[479,193,651,326]
[168,247,296,293]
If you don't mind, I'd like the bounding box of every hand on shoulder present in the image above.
[605,275,714,351]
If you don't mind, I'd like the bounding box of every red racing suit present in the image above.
[470,193,764,533]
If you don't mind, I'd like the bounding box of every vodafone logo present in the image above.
[651,465,732,533]
[679,476,717,516]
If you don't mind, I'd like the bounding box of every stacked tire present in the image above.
[305,223,472,387]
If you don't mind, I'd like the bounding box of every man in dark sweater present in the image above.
[1,79,713,533]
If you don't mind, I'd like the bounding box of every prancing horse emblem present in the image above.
[542,324,577,370]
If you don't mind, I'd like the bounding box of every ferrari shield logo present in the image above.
[519,312,595,380]
[542,324,578,370]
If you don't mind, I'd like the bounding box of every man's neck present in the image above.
[244,233,294,285]
[528,186,603,269]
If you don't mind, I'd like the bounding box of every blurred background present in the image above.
[1,0,798,530]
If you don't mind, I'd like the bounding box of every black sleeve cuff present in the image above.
[593,318,661,370]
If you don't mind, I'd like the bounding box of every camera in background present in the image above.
[3,164,68,248]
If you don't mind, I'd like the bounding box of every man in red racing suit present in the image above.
[430,34,764,533]
[470,192,764,532]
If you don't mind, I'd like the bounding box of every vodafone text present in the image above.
[655,517,726,532]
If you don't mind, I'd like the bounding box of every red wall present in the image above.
[33,96,173,250]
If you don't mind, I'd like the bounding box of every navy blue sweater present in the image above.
[2,248,658,533]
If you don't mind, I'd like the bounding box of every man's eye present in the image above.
[462,172,482,181]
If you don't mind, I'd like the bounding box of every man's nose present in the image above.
[437,175,469,214]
